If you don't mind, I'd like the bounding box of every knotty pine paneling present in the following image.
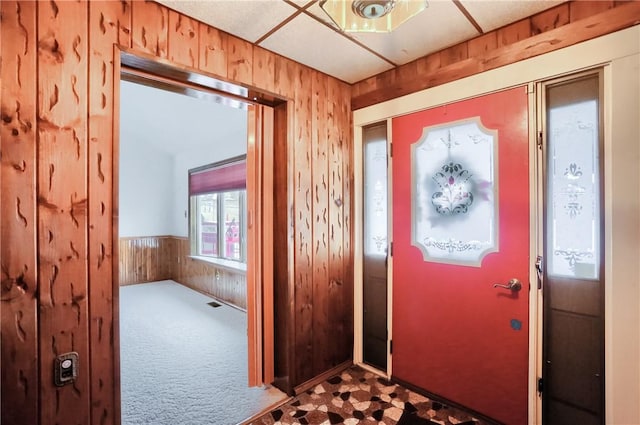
[496,18,531,47]
[0,2,39,424]
[570,0,614,21]
[2,1,354,422]
[131,0,168,58]
[272,103,293,388]
[311,71,330,374]
[254,46,277,95]
[168,10,198,68]
[531,3,570,35]
[118,236,173,285]
[37,1,91,424]
[329,76,355,372]
[172,238,247,310]
[351,0,639,109]
[118,236,247,309]
[88,2,131,423]
[227,36,253,85]
[274,55,297,99]
[293,64,315,386]
[198,24,228,78]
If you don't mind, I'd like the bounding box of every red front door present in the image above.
[391,86,529,425]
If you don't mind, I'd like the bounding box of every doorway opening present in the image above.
[114,51,285,424]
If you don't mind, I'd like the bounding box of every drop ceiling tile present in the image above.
[259,13,394,83]
[306,2,342,31]
[156,0,298,43]
[348,0,480,65]
[461,0,563,33]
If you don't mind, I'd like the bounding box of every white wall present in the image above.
[172,139,247,237]
[119,138,174,237]
[119,80,248,238]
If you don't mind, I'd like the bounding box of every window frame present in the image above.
[188,155,247,265]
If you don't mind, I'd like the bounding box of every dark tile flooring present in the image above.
[249,366,491,425]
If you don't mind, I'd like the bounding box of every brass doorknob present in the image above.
[493,278,522,292]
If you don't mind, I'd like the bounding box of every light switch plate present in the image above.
[54,352,78,387]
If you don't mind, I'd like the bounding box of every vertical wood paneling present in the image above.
[294,65,314,384]
[37,1,91,423]
[274,55,296,99]
[272,102,292,389]
[497,19,532,47]
[168,10,198,68]
[253,46,276,94]
[338,83,353,364]
[327,77,347,367]
[311,71,330,372]
[0,2,39,424]
[468,32,498,57]
[88,2,130,423]
[570,0,614,21]
[131,0,168,58]
[439,42,468,67]
[531,3,570,35]
[198,25,227,78]
[227,36,253,85]
[3,2,356,419]
[172,238,248,310]
[118,237,173,285]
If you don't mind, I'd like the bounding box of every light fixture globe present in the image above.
[320,0,428,33]
[352,0,396,19]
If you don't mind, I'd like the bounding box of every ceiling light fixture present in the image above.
[319,0,428,33]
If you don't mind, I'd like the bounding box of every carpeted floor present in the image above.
[249,366,491,425]
[120,280,286,425]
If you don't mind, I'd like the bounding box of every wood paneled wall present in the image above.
[351,0,640,109]
[0,1,353,423]
[118,236,174,286]
[172,238,247,311]
[118,236,247,310]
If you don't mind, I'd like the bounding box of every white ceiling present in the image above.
[156,0,563,84]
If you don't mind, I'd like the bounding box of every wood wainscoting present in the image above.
[118,236,174,285]
[173,237,247,310]
[118,236,247,310]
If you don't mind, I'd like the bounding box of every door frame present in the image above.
[353,26,640,424]
[112,47,280,398]
[354,118,394,377]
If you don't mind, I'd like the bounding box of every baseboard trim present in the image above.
[293,360,353,395]
[391,375,504,425]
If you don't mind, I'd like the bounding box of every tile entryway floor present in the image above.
[249,366,492,425]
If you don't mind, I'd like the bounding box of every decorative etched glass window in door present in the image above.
[411,118,498,266]
[546,76,601,279]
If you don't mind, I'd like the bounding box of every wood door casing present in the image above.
[391,86,530,425]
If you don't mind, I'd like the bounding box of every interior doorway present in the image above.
[114,51,282,423]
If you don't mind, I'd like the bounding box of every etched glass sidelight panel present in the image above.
[547,82,600,279]
[411,118,498,266]
[364,138,388,257]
